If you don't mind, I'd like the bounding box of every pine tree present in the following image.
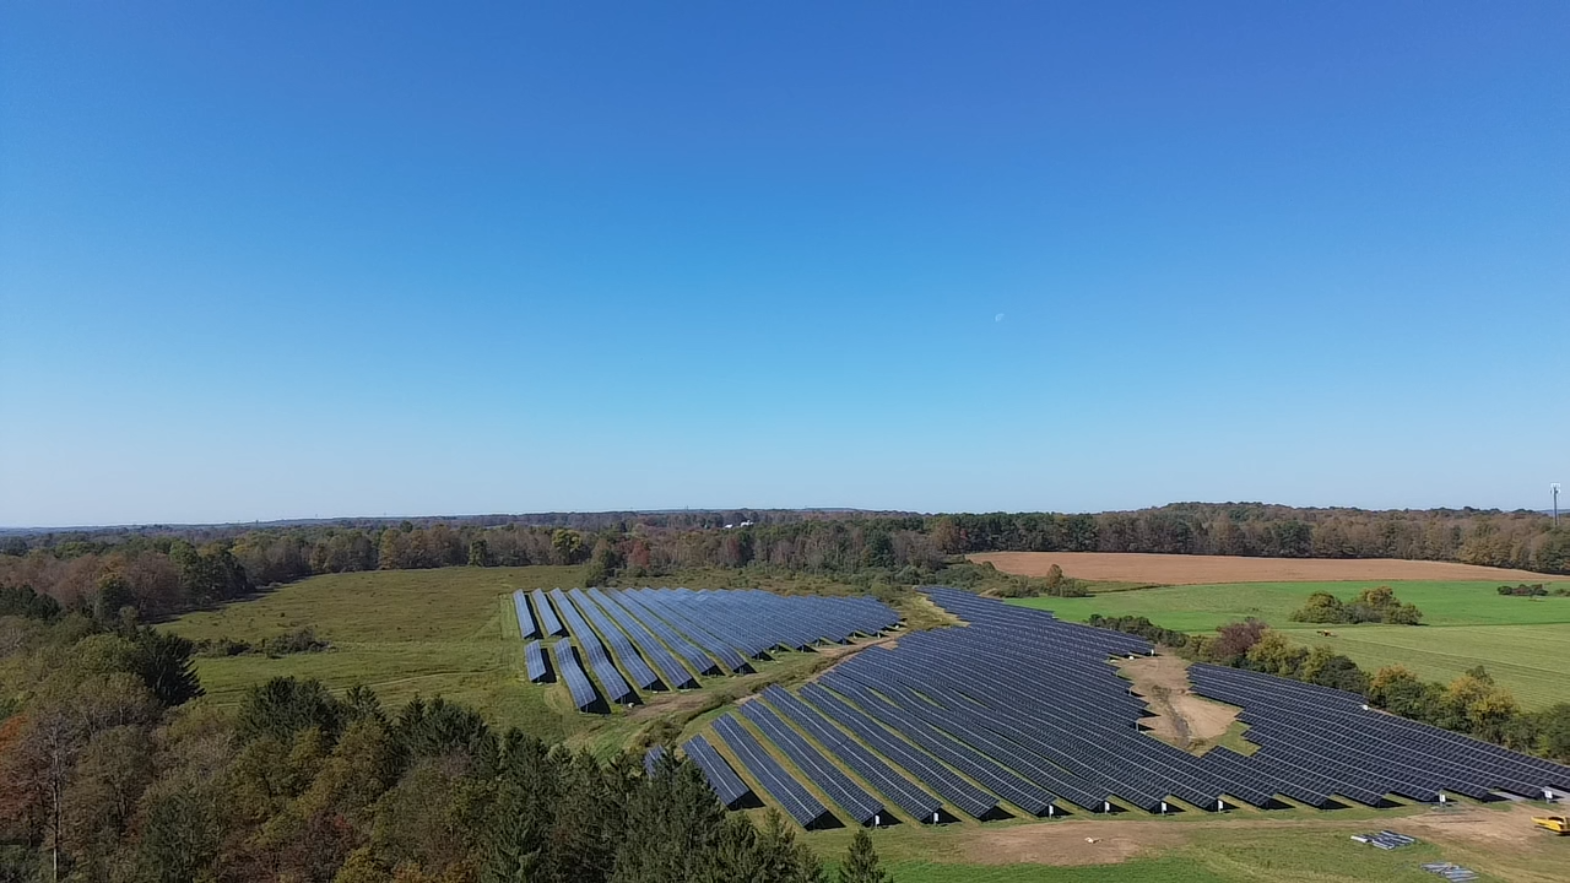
[836,828,890,883]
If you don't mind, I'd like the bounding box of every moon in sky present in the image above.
[994,313,1005,323]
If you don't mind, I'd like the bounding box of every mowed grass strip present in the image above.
[1309,624,1570,710]
[1008,580,1570,708]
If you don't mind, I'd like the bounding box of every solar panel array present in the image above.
[550,639,597,711]
[511,590,538,638]
[644,744,667,777]
[680,733,753,808]
[584,589,700,689]
[1188,664,1570,803]
[508,585,900,712]
[738,699,885,825]
[565,589,662,691]
[692,586,1570,829]
[549,589,637,705]
[530,588,565,636]
[523,640,549,683]
[712,715,831,828]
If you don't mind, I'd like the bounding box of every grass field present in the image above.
[806,802,1564,883]
[1009,579,1570,708]
[165,565,889,750]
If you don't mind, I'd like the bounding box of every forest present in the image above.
[0,602,893,883]
[2,505,1566,620]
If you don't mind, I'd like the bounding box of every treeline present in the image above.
[4,505,1567,622]
[1085,616,1570,763]
[0,609,892,883]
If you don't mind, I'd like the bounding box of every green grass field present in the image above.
[1009,580,1570,708]
[165,565,889,750]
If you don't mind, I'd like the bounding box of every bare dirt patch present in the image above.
[960,819,1188,866]
[1400,802,1550,850]
[971,552,1552,584]
[1116,655,1240,752]
[962,803,1558,870]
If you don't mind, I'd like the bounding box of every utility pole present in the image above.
[1554,483,1561,527]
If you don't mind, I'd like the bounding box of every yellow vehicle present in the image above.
[1532,815,1569,834]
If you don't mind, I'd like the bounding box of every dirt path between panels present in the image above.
[971,552,1553,584]
[1114,655,1238,751]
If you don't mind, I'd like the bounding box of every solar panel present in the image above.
[739,700,886,825]
[712,715,833,828]
[512,590,538,639]
[523,639,549,683]
[531,589,566,636]
[550,639,598,711]
[681,733,753,808]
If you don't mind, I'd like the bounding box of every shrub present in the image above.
[1290,586,1423,625]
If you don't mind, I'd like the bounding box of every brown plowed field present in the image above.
[970,551,1551,584]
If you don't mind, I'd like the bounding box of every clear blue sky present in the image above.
[2,2,1566,526]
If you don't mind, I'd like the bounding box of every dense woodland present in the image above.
[2,505,1567,621]
[0,603,894,883]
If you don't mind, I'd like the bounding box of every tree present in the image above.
[1044,564,1064,590]
[1209,619,1268,663]
[1536,703,1570,762]
[131,629,203,707]
[468,539,492,568]
[93,573,136,622]
[237,677,346,744]
[1290,592,1345,624]
[1367,666,1441,722]
[550,531,585,566]
[1243,631,1307,678]
[836,828,890,883]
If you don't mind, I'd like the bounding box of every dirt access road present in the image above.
[971,552,1552,584]
[960,803,1559,877]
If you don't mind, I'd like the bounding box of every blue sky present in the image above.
[2,2,1566,526]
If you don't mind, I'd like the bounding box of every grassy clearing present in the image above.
[165,565,889,751]
[1008,580,1570,708]
[166,566,590,740]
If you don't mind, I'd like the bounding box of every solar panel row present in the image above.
[759,685,943,822]
[512,590,538,639]
[531,588,566,636]
[566,589,662,691]
[551,639,597,711]
[581,588,699,690]
[681,733,754,808]
[602,589,723,676]
[736,700,885,825]
[523,639,549,683]
[644,744,667,777]
[712,716,831,828]
[549,589,637,705]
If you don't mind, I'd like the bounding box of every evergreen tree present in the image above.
[836,828,891,883]
[131,628,203,706]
